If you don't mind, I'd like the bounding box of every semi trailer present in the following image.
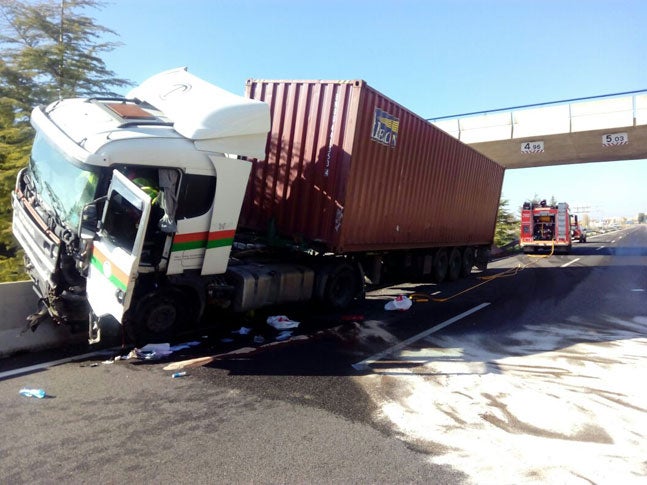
[12,68,504,344]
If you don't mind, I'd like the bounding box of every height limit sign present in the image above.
[602,132,628,146]
[521,141,544,153]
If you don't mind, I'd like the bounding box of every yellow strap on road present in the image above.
[526,240,555,258]
[430,266,522,302]
[429,243,555,303]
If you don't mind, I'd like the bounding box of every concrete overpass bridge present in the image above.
[430,90,647,169]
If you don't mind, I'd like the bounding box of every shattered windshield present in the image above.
[29,133,100,229]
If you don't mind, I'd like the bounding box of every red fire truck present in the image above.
[520,200,577,254]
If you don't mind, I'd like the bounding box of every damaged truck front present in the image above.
[12,70,273,344]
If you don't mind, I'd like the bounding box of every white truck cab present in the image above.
[12,68,279,343]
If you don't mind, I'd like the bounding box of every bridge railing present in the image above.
[430,90,647,143]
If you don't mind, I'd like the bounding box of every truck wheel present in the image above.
[460,247,475,277]
[447,248,462,281]
[475,246,490,270]
[432,249,449,283]
[127,289,185,344]
[323,263,360,309]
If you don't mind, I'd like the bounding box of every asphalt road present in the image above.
[1,226,645,484]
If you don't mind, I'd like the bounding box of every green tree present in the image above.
[0,0,131,281]
[494,197,519,249]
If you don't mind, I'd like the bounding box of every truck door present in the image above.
[86,170,151,323]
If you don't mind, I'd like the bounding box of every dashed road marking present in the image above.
[352,302,491,371]
[561,258,580,268]
[0,349,118,380]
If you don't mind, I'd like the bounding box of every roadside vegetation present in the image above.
[494,197,520,252]
[0,0,129,281]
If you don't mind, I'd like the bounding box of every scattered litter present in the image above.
[135,343,173,360]
[253,335,266,344]
[220,338,234,343]
[171,371,187,378]
[169,341,201,352]
[232,326,252,335]
[384,295,413,311]
[267,315,300,330]
[275,330,292,341]
[409,293,431,303]
[19,388,46,399]
[102,360,114,365]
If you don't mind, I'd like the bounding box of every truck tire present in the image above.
[447,248,462,281]
[460,247,475,277]
[126,289,185,344]
[323,263,360,310]
[475,246,490,270]
[432,249,449,283]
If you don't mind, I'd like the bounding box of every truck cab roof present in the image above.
[32,67,271,170]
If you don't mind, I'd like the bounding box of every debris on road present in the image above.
[267,315,300,330]
[276,330,293,341]
[19,388,46,399]
[384,295,413,311]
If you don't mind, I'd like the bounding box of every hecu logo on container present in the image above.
[371,108,399,147]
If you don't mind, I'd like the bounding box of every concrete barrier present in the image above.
[0,281,85,358]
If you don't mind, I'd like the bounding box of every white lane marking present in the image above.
[596,246,605,251]
[0,349,118,380]
[352,302,491,371]
[561,258,580,268]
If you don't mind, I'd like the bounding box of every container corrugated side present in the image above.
[243,79,504,253]
[339,83,504,251]
[242,80,361,248]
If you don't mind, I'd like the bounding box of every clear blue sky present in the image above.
[90,0,647,220]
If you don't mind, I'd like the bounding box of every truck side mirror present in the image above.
[80,204,98,234]
[78,195,108,237]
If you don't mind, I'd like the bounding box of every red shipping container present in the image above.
[242,79,504,253]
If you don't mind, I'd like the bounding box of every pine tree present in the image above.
[494,197,519,248]
[0,0,131,281]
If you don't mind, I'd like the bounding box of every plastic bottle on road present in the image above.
[19,388,46,398]
[171,372,187,378]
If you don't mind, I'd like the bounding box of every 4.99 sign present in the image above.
[521,141,544,153]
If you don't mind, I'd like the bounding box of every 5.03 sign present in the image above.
[602,132,628,146]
